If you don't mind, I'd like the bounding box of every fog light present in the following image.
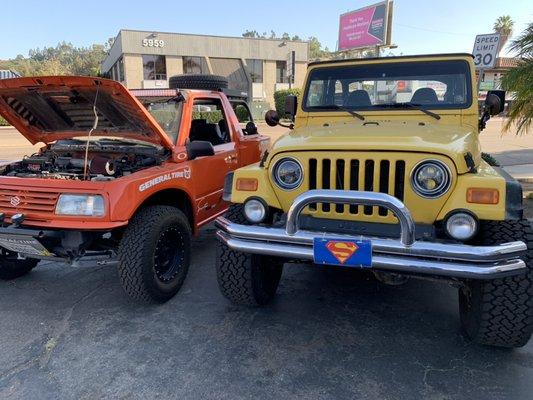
[243,199,267,223]
[446,212,478,241]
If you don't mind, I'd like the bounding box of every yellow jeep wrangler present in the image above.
[215,53,532,348]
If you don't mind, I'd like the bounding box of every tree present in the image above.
[501,22,533,135]
[308,36,330,60]
[493,15,514,54]
[0,42,108,77]
[242,30,261,38]
[241,31,329,59]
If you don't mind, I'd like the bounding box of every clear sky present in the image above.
[1,0,531,59]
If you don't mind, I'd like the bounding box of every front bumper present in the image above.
[0,224,113,262]
[216,190,528,280]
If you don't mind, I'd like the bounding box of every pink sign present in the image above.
[338,2,388,51]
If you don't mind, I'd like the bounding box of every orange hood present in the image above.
[0,76,175,149]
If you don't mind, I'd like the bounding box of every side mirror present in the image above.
[243,121,258,136]
[265,110,280,127]
[186,140,215,160]
[485,90,505,116]
[284,95,298,120]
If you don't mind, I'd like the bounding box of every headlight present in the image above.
[243,198,267,223]
[411,160,451,198]
[445,212,478,241]
[272,157,303,190]
[55,194,105,216]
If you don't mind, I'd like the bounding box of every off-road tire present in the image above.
[459,219,533,348]
[0,253,39,280]
[216,204,284,306]
[169,74,229,91]
[117,206,191,303]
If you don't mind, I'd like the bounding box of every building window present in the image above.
[276,61,288,84]
[117,57,124,81]
[246,59,263,83]
[210,58,248,92]
[183,56,208,74]
[142,55,167,80]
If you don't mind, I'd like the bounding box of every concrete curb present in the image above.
[0,126,14,130]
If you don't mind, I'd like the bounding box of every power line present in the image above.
[396,23,471,36]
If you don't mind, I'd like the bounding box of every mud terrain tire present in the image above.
[459,220,533,348]
[216,204,284,306]
[118,206,191,303]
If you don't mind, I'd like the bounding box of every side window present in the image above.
[232,101,258,136]
[233,102,252,125]
[189,98,232,146]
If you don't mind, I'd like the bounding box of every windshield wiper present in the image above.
[308,105,365,121]
[377,103,441,120]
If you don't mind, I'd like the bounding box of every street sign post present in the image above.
[472,33,501,70]
[472,33,501,94]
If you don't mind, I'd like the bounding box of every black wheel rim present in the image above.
[153,226,184,283]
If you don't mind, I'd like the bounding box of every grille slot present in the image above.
[306,155,407,220]
[309,159,317,211]
[0,189,59,217]
[321,159,331,212]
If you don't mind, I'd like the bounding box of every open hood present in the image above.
[0,76,175,149]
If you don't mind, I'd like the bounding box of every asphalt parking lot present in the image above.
[0,200,532,400]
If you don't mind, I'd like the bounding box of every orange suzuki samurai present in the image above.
[0,74,268,302]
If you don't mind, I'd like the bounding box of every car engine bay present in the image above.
[0,138,169,181]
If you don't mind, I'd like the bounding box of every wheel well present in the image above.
[138,189,194,229]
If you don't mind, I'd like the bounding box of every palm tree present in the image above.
[502,22,533,134]
[493,15,514,54]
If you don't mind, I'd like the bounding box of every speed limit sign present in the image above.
[472,33,501,70]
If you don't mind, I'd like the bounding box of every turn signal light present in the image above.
[236,178,258,191]
[467,188,499,204]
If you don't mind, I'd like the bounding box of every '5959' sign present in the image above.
[142,38,165,48]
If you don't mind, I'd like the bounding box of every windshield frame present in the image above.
[302,59,473,113]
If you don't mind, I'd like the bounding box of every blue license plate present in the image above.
[313,237,372,267]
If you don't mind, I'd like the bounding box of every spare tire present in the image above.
[169,74,228,90]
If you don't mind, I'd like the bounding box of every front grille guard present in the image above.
[216,190,528,280]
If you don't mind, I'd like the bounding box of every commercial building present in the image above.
[101,29,309,108]
[478,57,519,91]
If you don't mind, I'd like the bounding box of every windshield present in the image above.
[145,100,183,143]
[303,60,472,111]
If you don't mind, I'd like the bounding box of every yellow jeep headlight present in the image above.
[411,160,452,198]
[272,157,303,190]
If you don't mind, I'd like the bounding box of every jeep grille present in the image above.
[308,157,406,218]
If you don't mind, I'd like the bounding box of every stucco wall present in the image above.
[123,54,143,89]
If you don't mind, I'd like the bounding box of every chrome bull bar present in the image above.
[216,190,528,280]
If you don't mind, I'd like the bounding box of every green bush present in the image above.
[234,105,251,123]
[274,88,301,117]
[0,116,9,126]
[192,110,223,124]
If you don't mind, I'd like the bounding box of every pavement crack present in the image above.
[0,282,106,383]
[415,357,466,390]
